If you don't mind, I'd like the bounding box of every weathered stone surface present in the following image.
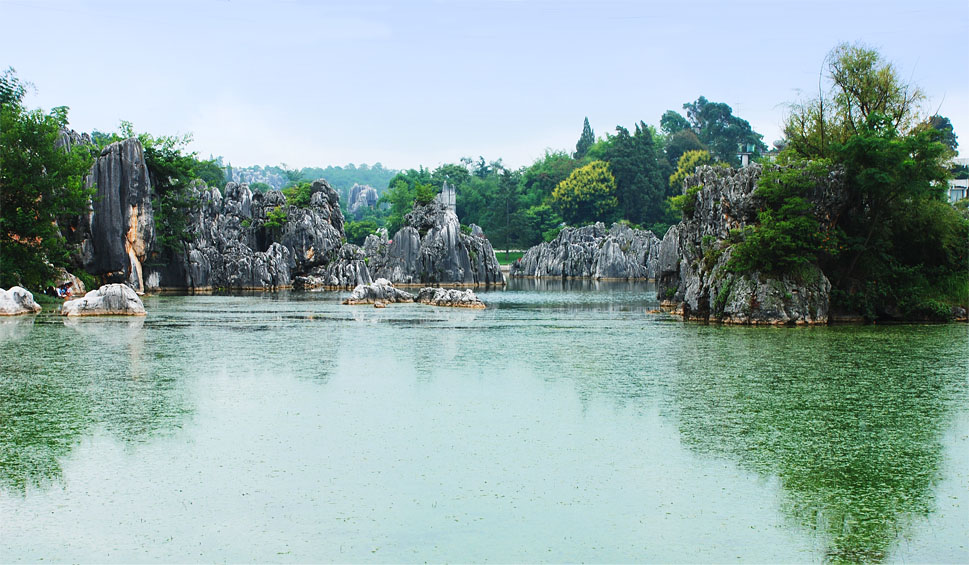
[512,222,660,279]
[61,284,146,316]
[416,287,486,309]
[343,278,415,304]
[294,244,372,289]
[348,183,378,217]
[83,138,155,293]
[146,179,351,290]
[365,200,503,286]
[656,164,846,324]
[0,287,42,316]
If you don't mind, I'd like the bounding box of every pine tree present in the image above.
[574,117,594,160]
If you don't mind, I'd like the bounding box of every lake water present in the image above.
[1,281,967,563]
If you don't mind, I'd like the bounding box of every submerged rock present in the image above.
[0,287,42,316]
[416,287,486,309]
[61,284,146,316]
[343,278,415,305]
[512,222,660,279]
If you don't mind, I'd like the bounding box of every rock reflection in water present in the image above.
[669,325,965,562]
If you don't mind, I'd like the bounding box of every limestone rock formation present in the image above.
[0,287,42,315]
[365,200,503,286]
[61,284,147,316]
[146,179,350,290]
[348,183,379,217]
[656,164,845,325]
[511,222,661,279]
[343,278,415,305]
[82,139,155,293]
[416,287,486,309]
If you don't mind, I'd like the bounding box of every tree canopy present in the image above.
[0,68,95,289]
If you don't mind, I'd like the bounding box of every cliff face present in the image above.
[656,164,846,325]
[81,139,155,293]
[510,223,661,280]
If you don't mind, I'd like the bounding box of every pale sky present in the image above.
[3,0,967,171]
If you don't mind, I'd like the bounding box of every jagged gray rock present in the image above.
[416,287,486,309]
[61,284,146,316]
[82,138,155,293]
[365,200,503,286]
[511,222,660,279]
[656,164,845,325]
[146,179,351,290]
[343,278,415,304]
[348,183,378,217]
[0,287,42,315]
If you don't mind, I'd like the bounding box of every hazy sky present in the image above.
[4,0,967,170]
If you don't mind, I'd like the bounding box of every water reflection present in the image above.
[668,326,966,562]
[0,316,35,342]
[0,313,190,493]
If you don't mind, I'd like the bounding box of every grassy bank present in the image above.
[495,251,524,265]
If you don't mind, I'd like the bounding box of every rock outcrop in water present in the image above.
[61,284,146,316]
[363,199,504,286]
[343,278,415,304]
[510,222,661,280]
[80,139,155,293]
[0,287,42,315]
[416,287,486,309]
[656,164,846,325]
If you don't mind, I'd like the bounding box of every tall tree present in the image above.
[602,122,667,225]
[683,96,767,165]
[785,42,925,159]
[925,115,958,154]
[574,117,595,160]
[0,68,95,289]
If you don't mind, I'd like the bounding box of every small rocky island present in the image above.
[343,279,486,309]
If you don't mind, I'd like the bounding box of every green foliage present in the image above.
[264,206,288,229]
[297,162,397,192]
[551,160,618,225]
[345,219,378,245]
[727,160,832,277]
[682,96,767,165]
[415,182,438,205]
[250,181,272,192]
[785,42,925,159]
[574,117,595,159]
[601,121,668,225]
[283,181,313,207]
[669,184,702,220]
[0,68,95,289]
[669,150,711,188]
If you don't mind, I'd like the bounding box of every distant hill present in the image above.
[227,163,398,196]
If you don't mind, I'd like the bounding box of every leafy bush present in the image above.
[264,206,288,229]
[345,219,378,245]
[415,183,438,205]
[283,182,312,208]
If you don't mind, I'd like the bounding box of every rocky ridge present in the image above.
[72,138,502,292]
[510,222,661,279]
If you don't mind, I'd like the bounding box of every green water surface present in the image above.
[1,280,966,563]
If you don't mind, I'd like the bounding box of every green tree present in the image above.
[669,149,712,189]
[785,42,925,159]
[601,122,667,225]
[574,117,595,160]
[924,114,958,154]
[683,96,767,165]
[345,219,378,245]
[551,160,618,225]
[0,68,95,289]
[660,110,690,136]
